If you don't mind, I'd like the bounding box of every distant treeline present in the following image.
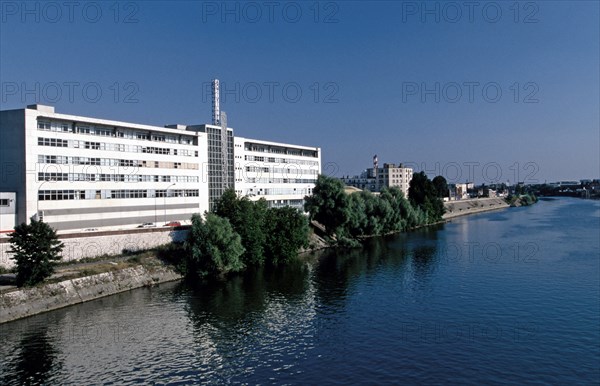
[304,173,446,245]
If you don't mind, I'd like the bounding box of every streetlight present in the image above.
[36,179,54,222]
[164,183,176,225]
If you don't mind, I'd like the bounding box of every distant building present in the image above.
[449,183,473,200]
[482,187,497,198]
[341,160,413,197]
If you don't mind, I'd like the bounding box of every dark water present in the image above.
[1,198,599,385]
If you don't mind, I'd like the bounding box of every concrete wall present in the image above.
[443,198,509,220]
[0,228,188,268]
[0,264,182,323]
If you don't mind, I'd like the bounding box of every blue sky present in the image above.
[1,1,598,183]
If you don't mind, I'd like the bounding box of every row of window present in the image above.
[244,166,318,175]
[37,137,197,157]
[38,138,69,147]
[38,155,199,170]
[244,143,318,158]
[243,155,319,166]
[38,189,200,201]
[243,178,318,184]
[38,172,200,183]
[37,121,196,145]
[249,188,313,196]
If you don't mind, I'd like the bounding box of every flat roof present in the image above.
[236,136,320,151]
[19,105,200,137]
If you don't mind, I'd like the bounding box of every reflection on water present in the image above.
[1,327,61,386]
[0,198,598,384]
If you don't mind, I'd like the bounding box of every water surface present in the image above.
[1,198,598,384]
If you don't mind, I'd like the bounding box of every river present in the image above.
[1,197,599,385]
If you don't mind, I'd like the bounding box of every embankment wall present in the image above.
[0,264,182,324]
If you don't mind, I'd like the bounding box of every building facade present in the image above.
[234,137,321,210]
[0,104,321,232]
[341,162,413,197]
[185,124,235,210]
[0,105,209,231]
[0,192,17,232]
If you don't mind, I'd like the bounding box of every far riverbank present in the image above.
[443,198,509,220]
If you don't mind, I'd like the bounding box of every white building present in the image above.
[0,104,321,231]
[0,192,17,232]
[234,137,321,210]
[341,162,413,197]
[0,104,208,231]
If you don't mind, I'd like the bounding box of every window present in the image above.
[96,128,112,136]
[76,126,90,134]
[37,137,68,147]
[0,199,9,206]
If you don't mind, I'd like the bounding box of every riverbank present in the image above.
[443,198,509,219]
[0,256,181,324]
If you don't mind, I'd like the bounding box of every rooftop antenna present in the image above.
[212,79,220,125]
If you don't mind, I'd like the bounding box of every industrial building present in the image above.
[234,137,320,210]
[0,81,321,232]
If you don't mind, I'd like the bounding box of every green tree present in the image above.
[304,175,350,236]
[214,189,268,266]
[380,187,410,233]
[346,192,368,237]
[264,207,309,265]
[9,217,64,287]
[432,175,449,198]
[408,172,445,223]
[361,191,392,236]
[185,213,245,278]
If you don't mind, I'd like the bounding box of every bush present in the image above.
[184,213,245,278]
[8,218,64,287]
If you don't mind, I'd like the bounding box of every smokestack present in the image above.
[212,79,220,125]
[373,154,378,178]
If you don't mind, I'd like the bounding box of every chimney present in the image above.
[373,154,378,178]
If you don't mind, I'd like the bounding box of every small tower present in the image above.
[373,154,378,178]
[211,79,220,125]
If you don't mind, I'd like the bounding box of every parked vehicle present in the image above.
[164,221,181,227]
[137,222,156,228]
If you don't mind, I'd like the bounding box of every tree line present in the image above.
[304,173,446,242]
[7,173,446,285]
